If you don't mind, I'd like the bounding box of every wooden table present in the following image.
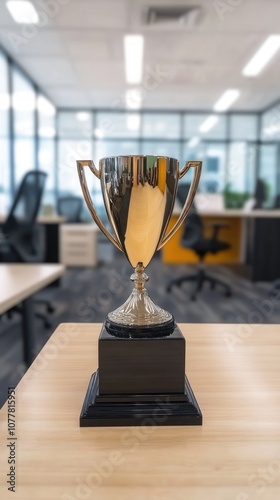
[0,264,65,364]
[0,323,279,499]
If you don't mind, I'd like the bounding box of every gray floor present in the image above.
[1,244,280,408]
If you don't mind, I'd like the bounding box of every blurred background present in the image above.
[1,0,280,404]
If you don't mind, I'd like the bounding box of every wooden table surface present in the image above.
[0,264,65,314]
[0,323,280,499]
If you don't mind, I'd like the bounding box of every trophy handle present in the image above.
[77,160,122,251]
[157,160,202,250]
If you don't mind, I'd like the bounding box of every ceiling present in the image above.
[1,0,280,111]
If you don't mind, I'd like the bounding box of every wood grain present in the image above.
[0,323,280,499]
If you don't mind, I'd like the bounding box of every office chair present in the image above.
[0,171,47,259]
[166,185,232,301]
[254,178,266,209]
[274,194,280,208]
[0,171,54,327]
[57,196,83,222]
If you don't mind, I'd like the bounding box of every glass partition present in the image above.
[259,144,279,206]
[37,94,56,208]
[183,113,227,140]
[142,113,180,139]
[12,67,36,185]
[0,51,10,213]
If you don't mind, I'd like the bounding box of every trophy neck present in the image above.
[130,262,149,292]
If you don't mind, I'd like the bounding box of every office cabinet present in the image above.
[59,224,98,267]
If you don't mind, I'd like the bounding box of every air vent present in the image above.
[146,6,202,27]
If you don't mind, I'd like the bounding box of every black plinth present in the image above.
[80,323,202,427]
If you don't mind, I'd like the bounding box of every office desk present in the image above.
[163,209,280,279]
[37,215,66,265]
[0,264,65,364]
[0,322,279,499]
[0,214,66,266]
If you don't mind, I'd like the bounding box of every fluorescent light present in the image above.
[6,1,39,24]
[38,126,56,138]
[0,92,10,110]
[124,35,144,84]
[126,89,142,109]
[94,128,104,139]
[263,123,280,137]
[187,136,200,148]
[12,91,35,111]
[242,35,280,76]
[37,95,56,116]
[76,112,90,122]
[199,115,218,133]
[126,113,141,131]
[213,89,240,112]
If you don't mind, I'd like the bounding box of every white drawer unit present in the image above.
[59,224,98,267]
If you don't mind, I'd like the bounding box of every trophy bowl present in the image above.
[77,156,202,338]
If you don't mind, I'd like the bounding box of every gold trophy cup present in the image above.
[77,156,203,426]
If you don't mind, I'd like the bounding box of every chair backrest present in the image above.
[181,205,204,246]
[254,178,266,209]
[177,184,203,246]
[57,196,83,222]
[3,171,47,234]
[274,194,280,208]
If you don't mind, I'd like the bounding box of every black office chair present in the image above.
[57,196,83,222]
[167,185,232,301]
[254,178,266,209]
[274,194,280,208]
[0,171,54,327]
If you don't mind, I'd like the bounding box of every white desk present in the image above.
[0,214,66,224]
[0,264,65,364]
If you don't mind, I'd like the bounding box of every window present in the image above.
[38,94,56,139]
[183,142,227,193]
[227,142,256,194]
[58,111,92,139]
[259,145,279,206]
[184,114,227,140]
[142,113,180,139]
[58,140,93,196]
[96,112,141,139]
[12,67,36,186]
[37,94,56,207]
[230,114,258,141]
[141,140,180,160]
[0,51,10,213]
[261,105,280,141]
[38,139,56,206]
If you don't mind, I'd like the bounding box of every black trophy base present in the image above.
[80,323,202,427]
[80,371,202,427]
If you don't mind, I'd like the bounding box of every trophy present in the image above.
[77,155,202,426]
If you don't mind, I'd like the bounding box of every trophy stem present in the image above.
[130,262,149,292]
